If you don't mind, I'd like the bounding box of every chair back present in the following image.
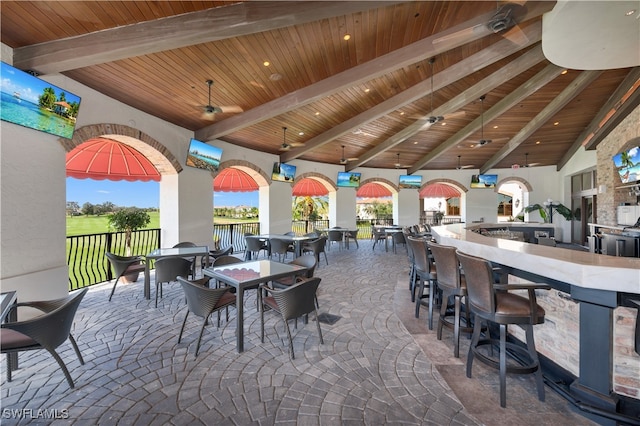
[269,238,290,256]
[177,277,234,318]
[403,230,415,262]
[406,236,431,275]
[455,250,496,317]
[328,230,343,242]
[428,242,461,291]
[173,241,197,248]
[347,229,359,239]
[392,231,406,244]
[304,231,319,238]
[106,252,143,277]
[213,255,244,266]
[246,236,266,251]
[2,288,88,351]
[210,245,233,257]
[154,257,192,283]
[289,255,317,278]
[537,237,557,247]
[284,231,296,236]
[271,277,321,320]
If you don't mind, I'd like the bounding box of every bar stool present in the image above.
[406,236,437,329]
[429,241,471,358]
[456,250,550,408]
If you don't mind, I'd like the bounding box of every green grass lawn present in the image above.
[67,211,160,236]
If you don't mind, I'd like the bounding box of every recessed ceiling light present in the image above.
[493,125,499,129]
[343,34,351,41]
[315,112,320,116]
[298,131,304,136]
[561,69,568,75]
[364,88,370,93]
[399,111,405,116]
[554,121,559,126]
[625,9,636,16]
[263,61,270,67]
[441,122,447,126]
[413,141,418,145]
[536,140,541,144]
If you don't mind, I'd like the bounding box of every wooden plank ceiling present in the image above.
[1,1,638,172]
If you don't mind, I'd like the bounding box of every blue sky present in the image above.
[67,178,258,208]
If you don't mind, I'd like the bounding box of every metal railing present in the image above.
[67,228,160,290]
[212,222,261,252]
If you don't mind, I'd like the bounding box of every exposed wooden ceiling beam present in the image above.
[558,67,640,170]
[13,1,399,75]
[480,69,602,174]
[195,1,554,142]
[407,62,565,174]
[280,21,542,163]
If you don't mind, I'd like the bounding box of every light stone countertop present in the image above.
[431,223,640,294]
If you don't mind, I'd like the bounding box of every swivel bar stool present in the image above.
[456,250,550,408]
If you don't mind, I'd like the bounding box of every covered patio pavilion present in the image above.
[0,239,591,425]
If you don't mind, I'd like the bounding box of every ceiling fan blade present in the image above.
[347,157,359,161]
[501,23,529,45]
[289,142,305,147]
[278,144,291,152]
[217,105,244,114]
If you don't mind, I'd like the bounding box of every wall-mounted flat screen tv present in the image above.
[470,174,497,189]
[612,146,639,184]
[272,162,296,182]
[337,171,361,188]
[399,174,422,189]
[186,138,223,172]
[0,61,81,139]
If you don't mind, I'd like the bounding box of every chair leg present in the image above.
[155,282,161,308]
[283,318,295,359]
[414,279,425,318]
[322,252,328,266]
[6,351,12,382]
[467,318,483,378]
[68,334,85,365]
[194,315,209,358]
[437,291,449,341]
[526,324,545,402]
[428,279,435,330]
[48,348,75,389]
[260,294,265,343]
[178,311,189,343]
[315,307,324,344]
[499,323,507,408]
[108,277,121,301]
[453,295,461,358]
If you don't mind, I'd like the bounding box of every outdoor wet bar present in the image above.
[431,223,640,425]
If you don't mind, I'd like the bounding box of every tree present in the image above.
[81,202,95,216]
[107,208,151,255]
[38,87,57,109]
[66,201,80,216]
[292,196,328,221]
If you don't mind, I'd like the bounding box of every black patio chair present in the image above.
[177,276,236,358]
[1,288,88,389]
[155,256,193,308]
[259,277,323,359]
[105,252,147,301]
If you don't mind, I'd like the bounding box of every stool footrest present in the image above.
[471,338,540,375]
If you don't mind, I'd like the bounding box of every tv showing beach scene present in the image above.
[470,174,498,189]
[613,146,639,184]
[337,171,361,188]
[186,138,223,172]
[1,61,81,139]
[399,174,422,189]
[271,162,297,182]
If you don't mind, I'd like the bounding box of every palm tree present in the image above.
[292,196,328,221]
[524,201,572,223]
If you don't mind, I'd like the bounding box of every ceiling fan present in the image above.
[200,79,243,120]
[339,145,359,165]
[468,95,507,148]
[394,153,412,169]
[278,126,305,151]
[409,57,465,123]
[522,152,541,168]
[433,1,529,47]
[456,155,474,170]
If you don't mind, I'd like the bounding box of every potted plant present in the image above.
[524,199,572,223]
[434,211,445,225]
[107,207,151,282]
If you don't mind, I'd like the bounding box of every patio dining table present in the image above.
[204,260,307,352]
[144,246,210,299]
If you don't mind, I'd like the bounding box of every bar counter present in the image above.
[431,223,640,424]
